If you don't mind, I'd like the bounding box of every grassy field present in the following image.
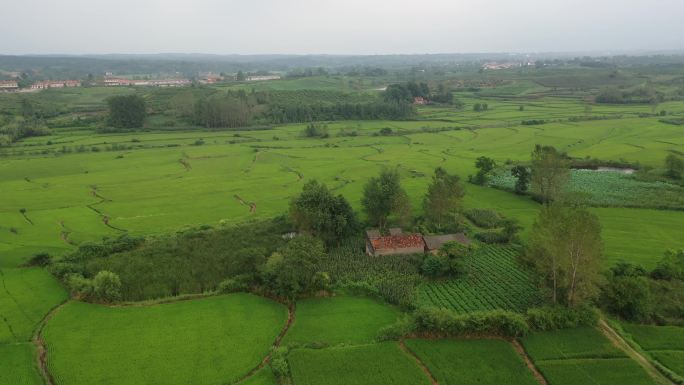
[405,339,539,385]
[622,323,684,377]
[283,296,400,347]
[0,343,43,385]
[416,245,541,313]
[521,327,655,385]
[42,294,287,385]
[0,267,67,343]
[287,342,431,385]
[2,104,683,269]
[241,368,277,385]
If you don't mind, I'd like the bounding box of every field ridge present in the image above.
[399,339,439,385]
[512,339,549,385]
[598,319,675,385]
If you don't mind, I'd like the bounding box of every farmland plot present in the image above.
[0,343,43,385]
[405,339,538,385]
[416,245,541,313]
[521,327,655,385]
[287,342,431,385]
[42,294,287,385]
[283,296,400,347]
[622,323,684,377]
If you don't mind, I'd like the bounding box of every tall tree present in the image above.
[107,95,146,129]
[472,156,496,185]
[290,180,358,246]
[530,145,570,203]
[361,169,411,229]
[511,165,531,194]
[526,202,603,306]
[665,154,683,180]
[423,167,465,229]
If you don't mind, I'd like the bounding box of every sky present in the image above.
[2,0,683,55]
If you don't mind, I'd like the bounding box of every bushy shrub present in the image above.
[217,274,252,293]
[526,305,599,331]
[67,274,94,299]
[651,249,684,281]
[270,346,291,384]
[25,252,52,267]
[376,316,416,341]
[474,231,509,244]
[413,307,529,337]
[93,271,122,302]
[465,209,502,228]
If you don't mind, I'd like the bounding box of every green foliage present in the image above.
[302,122,329,138]
[531,144,570,203]
[53,220,288,301]
[193,94,252,128]
[361,168,411,229]
[24,252,52,267]
[405,339,539,385]
[471,156,496,185]
[43,294,287,385]
[316,239,422,308]
[412,307,530,337]
[422,167,464,229]
[665,154,684,179]
[525,203,603,306]
[525,305,599,331]
[290,180,358,246]
[417,245,540,313]
[107,94,146,129]
[464,208,502,228]
[262,235,326,300]
[511,165,530,194]
[652,249,684,281]
[92,270,122,302]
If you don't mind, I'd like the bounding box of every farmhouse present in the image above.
[365,228,425,256]
[413,96,428,105]
[423,233,472,254]
[247,75,281,81]
[0,80,19,90]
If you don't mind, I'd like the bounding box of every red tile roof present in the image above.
[371,233,425,250]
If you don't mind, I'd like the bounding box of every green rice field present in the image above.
[288,342,431,385]
[622,323,684,377]
[405,339,539,385]
[42,294,287,385]
[521,327,655,385]
[283,296,400,347]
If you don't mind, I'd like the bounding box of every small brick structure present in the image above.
[365,228,426,256]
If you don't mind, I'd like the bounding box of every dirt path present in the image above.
[399,340,439,385]
[233,303,296,384]
[233,195,257,213]
[511,339,549,385]
[33,300,70,385]
[598,319,675,385]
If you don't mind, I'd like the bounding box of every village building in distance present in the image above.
[30,80,81,90]
[0,80,19,91]
[103,77,191,87]
[365,228,472,256]
[247,75,281,81]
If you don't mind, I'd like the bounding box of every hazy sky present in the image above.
[2,0,683,55]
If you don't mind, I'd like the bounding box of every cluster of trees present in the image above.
[470,156,496,185]
[0,116,50,146]
[602,250,684,324]
[473,103,489,112]
[383,82,457,106]
[193,94,252,128]
[107,95,147,129]
[665,154,683,179]
[267,101,415,124]
[595,86,665,104]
